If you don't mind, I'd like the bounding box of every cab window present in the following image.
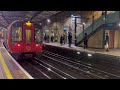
[11,22,22,42]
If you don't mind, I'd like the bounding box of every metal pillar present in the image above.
[92,11,94,32]
[103,11,107,48]
[83,24,84,39]
[74,17,77,46]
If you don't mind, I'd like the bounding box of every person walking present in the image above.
[68,32,72,47]
[83,33,88,49]
[51,35,53,42]
[105,33,110,51]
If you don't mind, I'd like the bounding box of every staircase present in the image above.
[76,11,119,46]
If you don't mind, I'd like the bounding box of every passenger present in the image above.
[105,33,110,51]
[68,32,72,47]
[51,35,53,42]
[83,33,88,49]
[44,34,46,42]
[60,35,63,46]
[47,35,49,43]
[63,34,65,44]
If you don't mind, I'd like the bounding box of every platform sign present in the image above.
[106,23,114,27]
[64,26,69,30]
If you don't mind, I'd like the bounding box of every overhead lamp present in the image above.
[71,15,74,17]
[83,22,85,25]
[119,23,120,27]
[47,19,50,23]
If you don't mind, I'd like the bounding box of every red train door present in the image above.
[23,21,35,52]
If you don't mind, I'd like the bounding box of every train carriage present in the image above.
[3,20,42,59]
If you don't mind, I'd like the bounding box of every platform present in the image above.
[0,42,33,79]
[43,42,120,57]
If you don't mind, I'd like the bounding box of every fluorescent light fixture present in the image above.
[119,23,120,27]
[47,19,50,23]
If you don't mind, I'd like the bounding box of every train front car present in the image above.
[7,20,42,59]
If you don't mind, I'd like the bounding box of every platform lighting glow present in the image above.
[77,52,80,54]
[83,23,85,25]
[71,15,74,17]
[47,68,51,71]
[119,23,120,27]
[88,54,92,57]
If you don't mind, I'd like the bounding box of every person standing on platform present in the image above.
[51,35,53,42]
[105,33,110,51]
[63,34,65,44]
[47,35,49,43]
[44,33,47,42]
[60,35,63,46]
[83,33,88,49]
[68,32,72,47]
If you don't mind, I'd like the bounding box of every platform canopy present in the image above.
[0,11,62,29]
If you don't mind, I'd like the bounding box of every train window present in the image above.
[35,28,42,43]
[11,22,22,42]
[26,30,32,44]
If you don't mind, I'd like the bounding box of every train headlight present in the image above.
[36,44,39,47]
[16,43,21,47]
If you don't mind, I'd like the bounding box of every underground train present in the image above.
[3,20,43,59]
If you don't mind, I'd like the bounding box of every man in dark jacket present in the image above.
[83,33,88,49]
[68,32,72,47]
[60,35,63,46]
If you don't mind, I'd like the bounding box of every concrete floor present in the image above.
[44,42,120,57]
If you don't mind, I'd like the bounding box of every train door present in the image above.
[23,21,35,52]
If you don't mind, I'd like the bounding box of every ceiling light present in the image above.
[47,19,50,23]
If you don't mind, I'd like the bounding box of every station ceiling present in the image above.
[0,11,62,29]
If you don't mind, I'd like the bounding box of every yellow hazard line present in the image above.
[0,52,13,79]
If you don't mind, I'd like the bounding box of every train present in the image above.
[3,20,43,59]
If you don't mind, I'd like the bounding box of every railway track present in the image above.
[42,50,120,79]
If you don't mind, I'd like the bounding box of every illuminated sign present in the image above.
[64,26,69,30]
[26,21,32,26]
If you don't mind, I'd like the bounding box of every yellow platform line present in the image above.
[0,52,13,79]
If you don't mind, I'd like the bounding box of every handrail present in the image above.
[76,11,118,46]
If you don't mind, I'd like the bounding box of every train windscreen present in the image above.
[11,22,22,42]
[35,28,42,43]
